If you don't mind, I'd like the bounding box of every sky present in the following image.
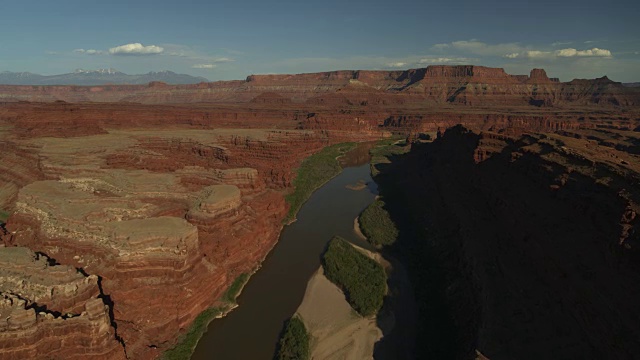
[1,0,639,82]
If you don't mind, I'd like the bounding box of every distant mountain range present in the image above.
[623,82,640,87]
[0,69,209,85]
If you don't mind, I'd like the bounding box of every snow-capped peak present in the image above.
[73,68,121,75]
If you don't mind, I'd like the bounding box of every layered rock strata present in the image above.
[0,66,638,106]
[0,247,125,360]
[0,128,346,359]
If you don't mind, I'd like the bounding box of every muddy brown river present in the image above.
[191,144,379,359]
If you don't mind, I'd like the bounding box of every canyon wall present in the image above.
[0,65,638,358]
[0,126,372,359]
[375,126,640,359]
[1,66,638,106]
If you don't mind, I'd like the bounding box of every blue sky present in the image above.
[1,0,639,81]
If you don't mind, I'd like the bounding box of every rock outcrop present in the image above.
[526,68,553,84]
[0,247,125,360]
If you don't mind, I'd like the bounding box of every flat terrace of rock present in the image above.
[14,176,239,258]
[0,128,317,208]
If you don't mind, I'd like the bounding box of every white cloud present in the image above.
[556,48,612,57]
[108,43,164,56]
[433,40,524,56]
[418,57,474,64]
[552,41,572,47]
[523,50,555,59]
[211,57,234,63]
[386,62,407,68]
[432,43,450,50]
[73,49,103,55]
[434,40,611,61]
[553,49,575,57]
[192,64,217,69]
[505,47,612,59]
[164,45,235,63]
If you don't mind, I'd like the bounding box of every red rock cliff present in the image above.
[2,66,638,106]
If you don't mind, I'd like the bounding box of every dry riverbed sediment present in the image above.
[294,238,403,360]
[295,266,382,360]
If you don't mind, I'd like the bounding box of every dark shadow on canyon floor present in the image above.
[371,126,640,359]
[371,137,478,360]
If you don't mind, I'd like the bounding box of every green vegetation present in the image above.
[222,273,249,303]
[369,138,409,176]
[0,210,9,223]
[275,316,310,360]
[162,274,249,359]
[359,199,398,247]
[285,142,356,222]
[162,307,225,360]
[321,236,386,317]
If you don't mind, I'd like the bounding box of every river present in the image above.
[191,143,379,360]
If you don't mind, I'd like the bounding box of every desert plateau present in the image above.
[1,1,640,358]
[0,64,638,359]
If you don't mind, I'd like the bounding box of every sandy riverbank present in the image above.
[296,266,382,360]
[353,216,366,240]
[293,218,417,360]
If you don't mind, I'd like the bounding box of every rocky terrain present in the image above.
[0,247,124,360]
[0,65,638,359]
[1,66,638,107]
[374,125,640,359]
[0,126,351,359]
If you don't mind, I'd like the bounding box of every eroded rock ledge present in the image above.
[0,247,125,360]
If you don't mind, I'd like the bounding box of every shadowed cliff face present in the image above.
[376,126,640,359]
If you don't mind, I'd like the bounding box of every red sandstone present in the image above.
[0,65,638,359]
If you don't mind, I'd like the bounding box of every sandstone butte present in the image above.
[0,65,637,359]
